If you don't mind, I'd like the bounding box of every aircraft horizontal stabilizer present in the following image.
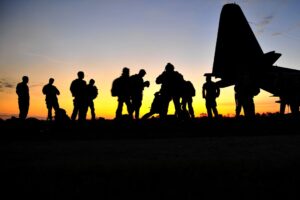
[262,51,281,67]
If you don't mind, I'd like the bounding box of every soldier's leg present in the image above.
[116,98,124,119]
[125,97,133,118]
[160,96,170,119]
[212,106,219,118]
[188,100,195,118]
[48,108,52,120]
[71,99,79,120]
[206,105,212,118]
[90,102,96,120]
[173,96,182,118]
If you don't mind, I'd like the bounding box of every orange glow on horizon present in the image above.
[0,81,282,120]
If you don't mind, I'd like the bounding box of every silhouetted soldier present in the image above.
[202,74,220,118]
[111,67,133,119]
[274,75,287,115]
[275,75,292,116]
[234,74,260,118]
[286,86,300,117]
[70,71,88,121]
[130,69,150,119]
[87,79,98,120]
[16,76,30,120]
[142,91,163,119]
[156,63,184,119]
[276,76,300,116]
[42,78,60,121]
[55,108,71,123]
[234,86,242,117]
[181,80,196,118]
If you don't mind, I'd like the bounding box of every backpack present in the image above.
[186,81,196,97]
[111,78,121,97]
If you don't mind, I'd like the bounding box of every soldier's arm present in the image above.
[216,86,220,97]
[143,81,150,87]
[202,84,206,99]
[156,73,165,84]
[56,87,60,95]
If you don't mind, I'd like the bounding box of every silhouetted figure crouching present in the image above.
[142,91,163,119]
[55,108,71,123]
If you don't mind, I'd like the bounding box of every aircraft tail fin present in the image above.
[212,3,269,84]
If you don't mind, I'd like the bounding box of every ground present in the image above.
[1,116,300,199]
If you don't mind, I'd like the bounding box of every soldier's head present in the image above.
[49,78,54,85]
[165,63,174,72]
[77,71,84,79]
[122,67,130,76]
[139,69,146,77]
[89,79,95,85]
[22,76,29,83]
[206,76,211,82]
[204,73,212,82]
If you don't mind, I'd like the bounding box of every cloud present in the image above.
[0,78,43,93]
[272,32,282,36]
[270,20,300,39]
[249,1,296,37]
[29,83,44,88]
[252,15,274,34]
[257,15,274,28]
[0,78,15,92]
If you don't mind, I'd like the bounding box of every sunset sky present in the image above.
[1,0,300,120]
